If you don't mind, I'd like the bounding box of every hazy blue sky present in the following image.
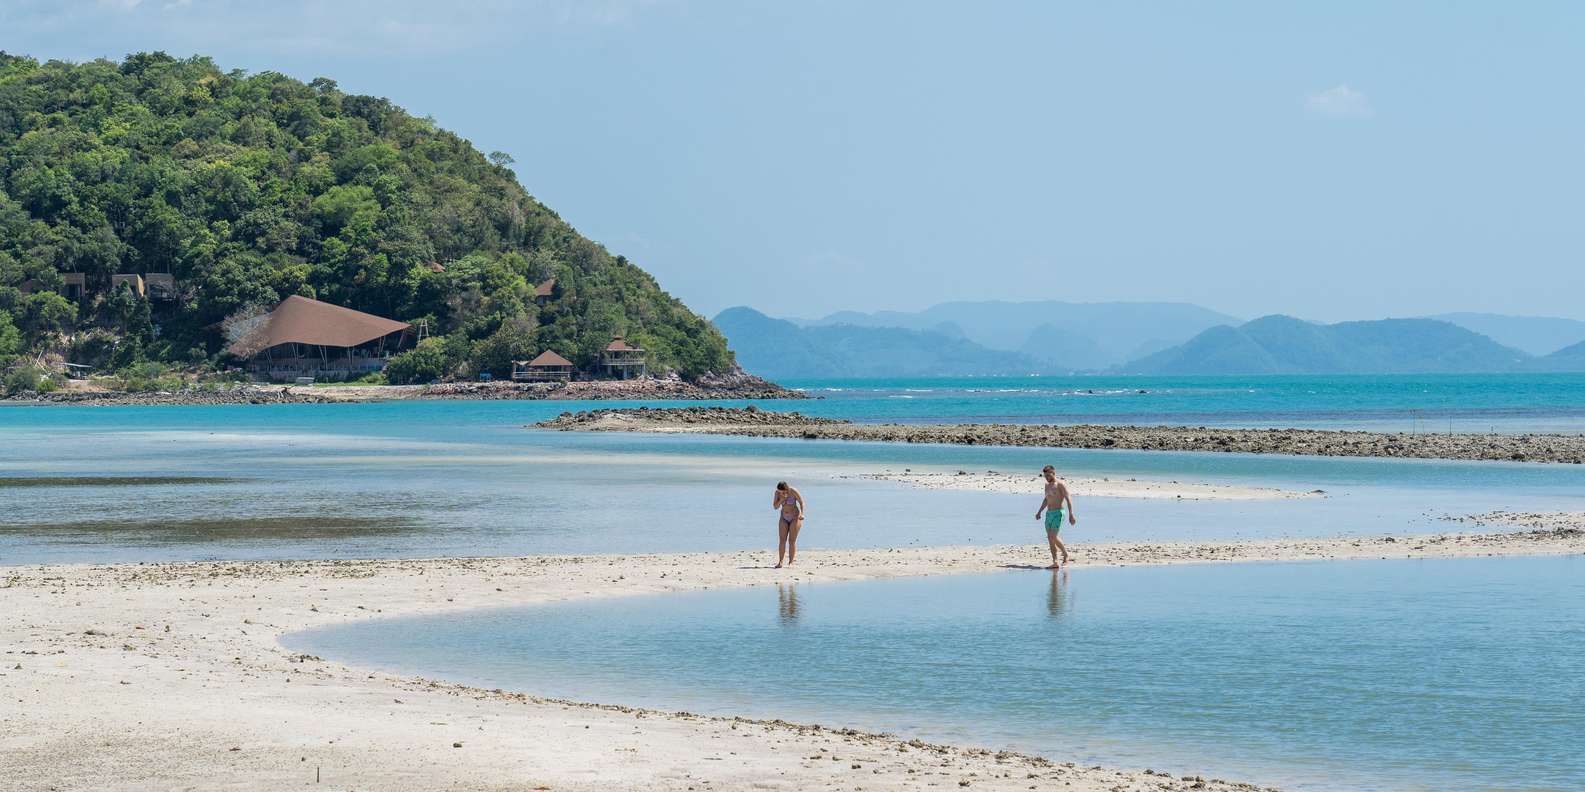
[4,1,1582,321]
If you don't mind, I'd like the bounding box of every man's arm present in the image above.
[1060,482,1076,524]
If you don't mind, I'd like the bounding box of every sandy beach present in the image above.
[5,521,1582,792]
[536,407,1585,464]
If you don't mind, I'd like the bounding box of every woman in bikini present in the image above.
[773,481,805,568]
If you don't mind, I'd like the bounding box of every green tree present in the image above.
[383,337,450,384]
[18,292,77,344]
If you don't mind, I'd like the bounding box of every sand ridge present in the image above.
[844,470,1318,500]
[5,525,1584,791]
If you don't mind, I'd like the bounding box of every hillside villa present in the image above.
[601,335,647,379]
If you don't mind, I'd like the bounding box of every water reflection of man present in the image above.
[777,582,800,625]
[1046,569,1070,619]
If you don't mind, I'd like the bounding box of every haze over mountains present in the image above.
[712,308,1044,378]
[1122,316,1531,375]
[798,301,1239,370]
[715,302,1585,378]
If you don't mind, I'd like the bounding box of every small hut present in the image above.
[601,335,646,380]
[512,350,575,382]
[533,278,556,302]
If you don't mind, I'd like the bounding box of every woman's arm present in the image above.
[773,490,784,508]
[791,488,805,515]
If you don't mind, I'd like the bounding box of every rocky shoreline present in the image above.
[4,375,803,407]
[536,407,1585,464]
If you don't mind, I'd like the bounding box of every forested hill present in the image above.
[1121,316,1533,375]
[0,52,733,381]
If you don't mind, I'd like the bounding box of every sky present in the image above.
[3,1,1583,322]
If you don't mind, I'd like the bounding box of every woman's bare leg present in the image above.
[786,518,802,566]
[776,518,790,568]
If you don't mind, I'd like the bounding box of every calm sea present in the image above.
[286,556,1585,792]
[780,373,1585,431]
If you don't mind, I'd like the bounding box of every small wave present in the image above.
[888,395,916,399]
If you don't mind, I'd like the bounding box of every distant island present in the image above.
[1123,315,1584,375]
[0,52,741,397]
[716,303,1585,378]
[712,307,1049,378]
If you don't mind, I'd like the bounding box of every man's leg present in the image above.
[1045,529,1062,569]
[1052,532,1069,565]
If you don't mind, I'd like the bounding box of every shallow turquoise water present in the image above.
[3,399,1584,564]
[286,556,1585,792]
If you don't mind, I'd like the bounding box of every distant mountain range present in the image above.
[715,302,1585,379]
[1426,313,1585,357]
[795,301,1240,370]
[1121,315,1536,374]
[712,307,1048,378]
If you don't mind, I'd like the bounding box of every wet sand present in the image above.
[5,524,1583,792]
[537,407,1585,463]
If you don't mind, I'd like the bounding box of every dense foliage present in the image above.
[0,52,734,380]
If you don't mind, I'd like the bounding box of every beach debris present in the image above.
[452,741,463,748]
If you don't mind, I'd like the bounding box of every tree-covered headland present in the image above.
[0,51,735,389]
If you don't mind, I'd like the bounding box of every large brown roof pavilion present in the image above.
[227,295,410,357]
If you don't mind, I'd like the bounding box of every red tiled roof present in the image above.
[226,296,409,356]
[605,336,643,352]
[526,350,573,367]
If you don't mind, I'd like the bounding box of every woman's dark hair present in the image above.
[776,481,788,490]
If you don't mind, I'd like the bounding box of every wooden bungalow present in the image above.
[533,278,556,303]
[512,350,575,382]
[226,295,411,382]
[601,335,646,380]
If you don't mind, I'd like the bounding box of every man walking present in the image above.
[1035,465,1076,569]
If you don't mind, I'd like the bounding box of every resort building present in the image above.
[512,350,575,382]
[226,295,411,382]
[533,278,556,303]
[144,273,178,301]
[110,273,145,298]
[61,273,85,301]
[601,335,647,379]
